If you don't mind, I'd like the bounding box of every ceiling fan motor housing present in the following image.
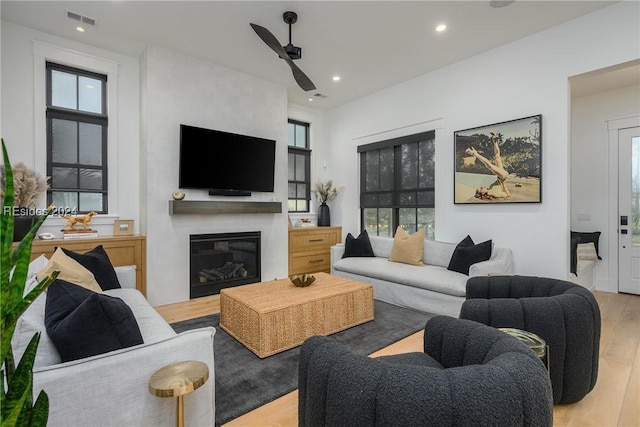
[284,44,302,60]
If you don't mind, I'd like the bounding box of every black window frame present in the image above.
[287,119,311,213]
[46,62,108,214]
[358,130,436,237]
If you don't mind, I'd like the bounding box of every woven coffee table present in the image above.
[219,272,374,358]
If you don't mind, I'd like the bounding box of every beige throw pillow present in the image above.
[389,227,425,266]
[37,248,103,293]
[577,242,598,261]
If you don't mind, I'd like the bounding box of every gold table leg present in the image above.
[149,360,209,427]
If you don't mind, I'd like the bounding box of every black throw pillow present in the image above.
[447,236,492,275]
[45,279,143,362]
[342,230,375,258]
[61,245,121,290]
[570,236,580,275]
[570,231,602,260]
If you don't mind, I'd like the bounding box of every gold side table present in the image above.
[149,360,209,427]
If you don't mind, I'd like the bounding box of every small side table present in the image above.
[149,360,209,427]
[499,328,550,373]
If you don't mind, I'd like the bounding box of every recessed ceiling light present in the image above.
[76,26,85,32]
[332,76,341,82]
[436,24,447,32]
[308,98,313,102]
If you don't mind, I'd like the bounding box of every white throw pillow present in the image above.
[577,242,598,261]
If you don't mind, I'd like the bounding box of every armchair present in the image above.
[299,316,552,427]
[460,275,600,404]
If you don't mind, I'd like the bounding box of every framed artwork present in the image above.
[113,219,134,236]
[454,114,542,204]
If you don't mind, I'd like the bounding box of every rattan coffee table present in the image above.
[220,272,374,358]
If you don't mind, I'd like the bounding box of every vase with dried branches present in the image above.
[312,180,341,226]
[0,162,49,241]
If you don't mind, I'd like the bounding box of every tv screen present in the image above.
[179,124,276,193]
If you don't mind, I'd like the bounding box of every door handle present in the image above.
[621,215,628,226]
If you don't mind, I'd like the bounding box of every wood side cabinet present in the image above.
[22,235,147,296]
[288,226,342,276]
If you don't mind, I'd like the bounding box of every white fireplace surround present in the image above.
[140,45,289,306]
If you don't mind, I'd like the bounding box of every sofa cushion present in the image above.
[577,242,598,261]
[333,256,467,297]
[36,248,102,293]
[423,240,458,267]
[62,245,121,290]
[104,288,177,343]
[45,279,143,362]
[343,230,375,258]
[448,237,492,275]
[27,254,49,281]
[389,228,424,266]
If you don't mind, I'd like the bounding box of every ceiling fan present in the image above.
[250,11,317,92]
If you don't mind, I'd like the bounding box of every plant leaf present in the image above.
[27,391,49,427]
[1,334,39,426]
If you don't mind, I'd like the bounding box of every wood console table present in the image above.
[288,226,341,276]
[21,235,147,296]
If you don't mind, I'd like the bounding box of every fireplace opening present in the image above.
[190,231,261,298]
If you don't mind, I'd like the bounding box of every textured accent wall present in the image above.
[140,45,288,306]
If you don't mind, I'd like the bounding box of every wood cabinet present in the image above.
[22,235,147,296]
[288,226,342,276]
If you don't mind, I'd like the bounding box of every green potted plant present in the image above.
[0,159,48,242]
[1,139,56,426]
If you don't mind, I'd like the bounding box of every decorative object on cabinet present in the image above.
[312,180,341,227]
[113,219,134,236]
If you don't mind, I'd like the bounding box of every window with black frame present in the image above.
[359,131,435,238]
[287,119,311,213]
[46,62,108,214]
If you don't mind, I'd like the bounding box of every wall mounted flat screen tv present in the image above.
[179,124,276,194]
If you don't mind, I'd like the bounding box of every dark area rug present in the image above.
[171,300,432,426]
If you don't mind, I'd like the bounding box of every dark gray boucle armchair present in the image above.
[460,275,600,404]
[298,316,552,427]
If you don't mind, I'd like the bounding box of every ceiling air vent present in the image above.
[314,93,328,99]
[67,11,96,26]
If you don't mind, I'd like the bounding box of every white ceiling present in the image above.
[1,1,623,109]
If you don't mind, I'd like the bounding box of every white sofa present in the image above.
[331,236,513,317]
[12,257,216,427]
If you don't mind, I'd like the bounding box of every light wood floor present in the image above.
[155,291,640,427]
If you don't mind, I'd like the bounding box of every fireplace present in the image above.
[190,231,261,298]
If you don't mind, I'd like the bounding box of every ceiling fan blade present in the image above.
[250,23,317,92]
[250,23,290,60]
[283,58,317,91]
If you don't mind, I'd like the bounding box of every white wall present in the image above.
[1,21,141,234]
[322,2,640,280]
[571,83,640,291]
[141,45,288,306]
[287,103,332,225]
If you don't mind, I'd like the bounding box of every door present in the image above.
[618,126,640,295]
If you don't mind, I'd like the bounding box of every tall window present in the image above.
[359,131,435,238]
[46,62,108,213]
[288,120,311,212]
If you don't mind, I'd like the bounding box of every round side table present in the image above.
[149,360,209,427]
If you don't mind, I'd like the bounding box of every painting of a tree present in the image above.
[454,115,542,204]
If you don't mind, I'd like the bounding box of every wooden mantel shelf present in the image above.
[168,200,282,215]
